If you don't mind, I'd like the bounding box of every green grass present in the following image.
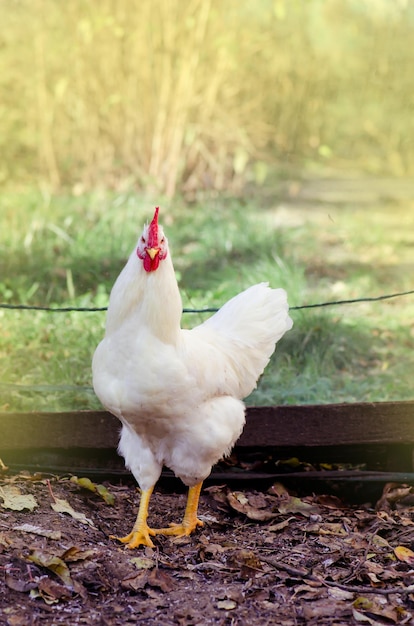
[1,186,413,412]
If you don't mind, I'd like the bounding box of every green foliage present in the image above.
[1,0,414,194]
[1,190,413,411]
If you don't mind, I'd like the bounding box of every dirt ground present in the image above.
[1,472,414,626]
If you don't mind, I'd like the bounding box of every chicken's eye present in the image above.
[140,236,146,244]
[160,237,165,245]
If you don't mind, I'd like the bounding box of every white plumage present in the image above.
[92,208,293,548]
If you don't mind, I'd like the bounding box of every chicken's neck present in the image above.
[105,251,182,344]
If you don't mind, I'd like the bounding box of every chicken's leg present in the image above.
[115,486,156,548]
[154,481,204,538]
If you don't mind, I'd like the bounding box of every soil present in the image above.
[1,472,414,626]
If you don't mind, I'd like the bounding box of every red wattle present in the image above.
[143,253,160,272]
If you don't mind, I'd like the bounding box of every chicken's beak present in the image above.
[146,247,159,261]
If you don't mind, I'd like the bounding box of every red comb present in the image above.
[147,207,159,247]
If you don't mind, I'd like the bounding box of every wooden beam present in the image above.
[0,401,413,450]
[245,402,414,447]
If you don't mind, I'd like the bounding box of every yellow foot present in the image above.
[113,524,156,549]
[154,518,204,538]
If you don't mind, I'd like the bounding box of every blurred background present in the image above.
[1,0,413,411]
[2,0,414,193]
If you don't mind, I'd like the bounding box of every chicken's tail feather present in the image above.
[196,283,293,398]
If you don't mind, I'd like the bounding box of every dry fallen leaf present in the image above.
[130,556,156,570]
[353,596,401,624]
[121,570,149,592]
[216,600,237,610]
[316,494,347,509]
[307,522,347,536]
[51,497,95,528]
[276,496,320,517]
[5,575,36,594]
[327,586,355,601]
[394,545,414,565]
[61,546,99,562]
[267,482,290,497]
[13,523,61,540]
[36,577,72,604]
[28,549,74,589]
[371,534,391,550]
[121,568,174,593]
[228,550,262,579]
[227,491,276,521]
[376,483,413,511]
[267,518,294,532]
[0,485,38,511]
[147,568,174,593]
[301,599,351,621]
[0,532,12,548]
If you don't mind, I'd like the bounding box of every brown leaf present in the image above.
[228,550,262,579]
[28,550,73,589]
[267,518,293,532]
[316,494,346,510]
[121,570,149,592]
[197,537,228,560]
[121,568,174,593]
[245,492,269,509]
[203,485,228,506]
[308,522,347,536]
[0,532,12,548]
[147,568,175,593]
[61,546,99,562]
[5,575,36,593]
[267,482,290,497]
[302,599,350,620]
[277,496,320,517]
[364,561,385,577]
[227,491,276,521]
[376,483,413,511]
[37,577,72,602]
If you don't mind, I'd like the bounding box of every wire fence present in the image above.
[1,288,413,397]
[1,289,414,314]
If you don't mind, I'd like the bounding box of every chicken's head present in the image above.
[136,207,168,272]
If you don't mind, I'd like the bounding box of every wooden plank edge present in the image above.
[2,463,414,485]
[0,401,413,449]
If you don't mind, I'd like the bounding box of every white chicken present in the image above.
[92,207,293,548]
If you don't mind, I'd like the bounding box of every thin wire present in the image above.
[290,289,414,311]
[0,289,413,314]
[0,303,108,312]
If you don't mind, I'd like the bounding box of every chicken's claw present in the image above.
[114,523,156,549]
[154,517,204,538]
